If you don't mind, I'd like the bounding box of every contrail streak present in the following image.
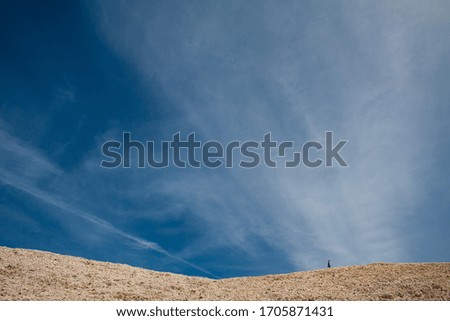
[0,171,219,278]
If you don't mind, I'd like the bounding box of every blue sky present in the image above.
[0,0,449,278]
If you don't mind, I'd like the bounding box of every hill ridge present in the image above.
[1,246,449,300]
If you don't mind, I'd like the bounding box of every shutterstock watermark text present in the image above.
[100,132,348,169]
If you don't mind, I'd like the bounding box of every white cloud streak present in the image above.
[0,127,217,278]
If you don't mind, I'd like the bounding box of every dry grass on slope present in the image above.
[1,246,449,300]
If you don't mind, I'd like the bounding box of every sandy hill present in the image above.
[0,246,449,300]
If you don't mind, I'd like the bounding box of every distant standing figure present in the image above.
[327,260,331,268]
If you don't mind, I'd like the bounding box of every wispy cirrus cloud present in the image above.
[89,0,449,270]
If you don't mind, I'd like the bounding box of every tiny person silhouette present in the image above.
[327,260,331,268]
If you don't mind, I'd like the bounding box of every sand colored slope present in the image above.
[0,246,449,300]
